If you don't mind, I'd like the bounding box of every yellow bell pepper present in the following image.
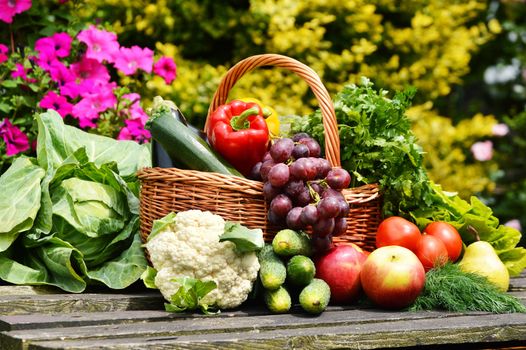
[238,97,280,137]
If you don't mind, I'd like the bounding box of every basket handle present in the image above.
[205,54,341,167]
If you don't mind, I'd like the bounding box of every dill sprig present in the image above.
[409,263,525,313]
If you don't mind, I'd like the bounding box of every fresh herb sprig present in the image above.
[409,263,525,313]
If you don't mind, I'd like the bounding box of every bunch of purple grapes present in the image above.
[250,133,352,254]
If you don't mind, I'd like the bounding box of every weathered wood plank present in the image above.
[0,292,164,316]
[510,275,526,292]
[0,308,499,350]
[24,312,526,350]
[0,286,62,296]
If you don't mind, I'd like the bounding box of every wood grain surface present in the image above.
[0,272,523,350]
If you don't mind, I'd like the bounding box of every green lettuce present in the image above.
[0,110,151,292]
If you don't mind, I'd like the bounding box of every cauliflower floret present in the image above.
[145,210,260,309]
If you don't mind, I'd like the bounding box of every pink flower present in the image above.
[60,57,111,99]
[153,56,177,84]
[35,50,59,72]
[71,84,117,128]
[504,219,522,232]
[48,60,75,85]
[122,93,148,122]
[0,44,8,64]
[0,118,30,156]
[35,32,72,59]
[471,140,493,161]
[39,91,73,117]
[77,25,119,63]
[113,46,153,75]
[70,56,110,82]
[492,123,510,137]
[0,0,32,24]
[50,32,72,58]
[118,119,150,143]
[11,63,27,79]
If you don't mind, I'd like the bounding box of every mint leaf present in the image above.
[220,222,264,253]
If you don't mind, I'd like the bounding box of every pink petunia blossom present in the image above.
[0,0,32,24]
[35,37,55,57]
[0,118,30,156]
[71,85,117,128]
[50,32,72,58]
[0,44,8,64]
[11,63,27,79]
[117,119,150,143]
[39,91,73,117]
[113,46,153,75]
[35,49,59,72]
[122,93,148,122]
[77,25,119,63]
[471,140,493,161]
[48,60,75,85]
[492,123,510,137]
[153,56,177,84]
[504,219,522,232]
[70,56,110,82]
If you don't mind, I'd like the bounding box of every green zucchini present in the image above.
[147,97,242,177]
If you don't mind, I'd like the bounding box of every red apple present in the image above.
[315,243,368,304]
[360,245,426,309]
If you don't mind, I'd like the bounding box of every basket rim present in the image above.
[204,53,341,168]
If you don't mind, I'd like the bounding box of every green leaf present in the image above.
[165,277,218,314]
[147,212,177,242]
[141,266,158,289]
[1,80,18,88]
[0,157,45,252]
[86,233,148,289]
[499,247,526,277]
[219,222,264,253]
[36,110,151,177]
[0,236,87,293]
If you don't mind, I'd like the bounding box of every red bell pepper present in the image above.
[206,99,269,177]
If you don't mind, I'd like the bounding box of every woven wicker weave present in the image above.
[138,54,381,251]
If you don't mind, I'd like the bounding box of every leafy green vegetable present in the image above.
[141,266,158,289]
[165,277,219,315]
[220,222,265,253]
[0,157,45,252]
[409,263,525,313]
[291,78,526,276]
[0,110,151,292]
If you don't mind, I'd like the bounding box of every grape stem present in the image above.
[307,180,325,204]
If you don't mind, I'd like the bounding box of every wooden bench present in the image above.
[0,272,525,350]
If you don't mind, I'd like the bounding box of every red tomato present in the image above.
[376,216,422,252]
[415,235,449,272]
[423,222,463,262]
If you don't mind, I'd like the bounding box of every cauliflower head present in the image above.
[145,210,260,309]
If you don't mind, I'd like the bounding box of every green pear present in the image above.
[458,241,509,292]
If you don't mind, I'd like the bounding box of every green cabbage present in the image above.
[0,110,150,292]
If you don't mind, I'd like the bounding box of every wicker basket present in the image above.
[138,54,382,252]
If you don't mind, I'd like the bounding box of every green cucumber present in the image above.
[264,286,292,313]
[146,97,242,176]
[299,278,331,314]
[287,255,316,287]
[272,229,312,257]
[258,244,286,290]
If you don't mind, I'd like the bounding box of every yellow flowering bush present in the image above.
[407,103,498,198]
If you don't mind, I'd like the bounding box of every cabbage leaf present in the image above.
[0,110,150,291]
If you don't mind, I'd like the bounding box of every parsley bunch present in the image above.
[291,77,434,216]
